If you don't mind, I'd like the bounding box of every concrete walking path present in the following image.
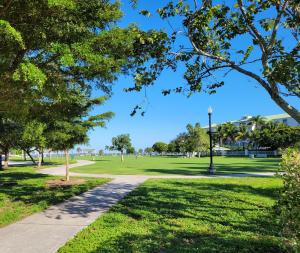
[0,176,146,253]
[0,160,277,253]
[39,159,96,176]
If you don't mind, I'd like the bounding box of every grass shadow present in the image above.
[74,179,285,253]
[0,171,99,208]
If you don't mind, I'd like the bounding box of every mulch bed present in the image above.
[46,179,86,187]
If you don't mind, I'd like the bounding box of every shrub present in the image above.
[277,148,300,252]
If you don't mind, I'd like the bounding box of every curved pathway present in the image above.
[0,160,276,253]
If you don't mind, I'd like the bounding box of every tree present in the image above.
[127,146,135,155]
[0,118,21,169]
[144,147,154,155]
[130,1,300,123]
[33,84,113,181]
[152,142,168,154]
[21,120,46,168]
[47,121,89,181]
[138,148,143,155]
[98,150,104,156]
[167,141,177,153]
[108,134,132,162]
[250,116,266,130]
[216,124,227,147]
[216,122,238,146]
[250,123,300,150]
[186,123,209,156]
[235,124,249,150]
[174,133,190,154]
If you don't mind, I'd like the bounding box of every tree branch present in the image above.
[188,33,300,123]
[0,0,13,17]
[188,34,272,93]
[237,0,268,54]
[193,0,198,9]
[268,0,289,50]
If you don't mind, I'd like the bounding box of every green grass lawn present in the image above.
[0,165,109,228]
[59,177,285,253]
[71,156,281,175]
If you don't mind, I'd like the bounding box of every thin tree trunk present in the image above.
[0,153,2,170]
[23,150,27,161]
[3,149,9,169]
[37,150,42,168]
[64,149,70,181]
[26,150,36,165]
[41,148,44,164]
[121,151,124,162]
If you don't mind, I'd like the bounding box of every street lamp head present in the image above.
[208,106,213,114]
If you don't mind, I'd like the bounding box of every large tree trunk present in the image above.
[64,149,70,181]
[235,63,300,123]
[269,91,300,124]
[23,150,27,161]
[3,149,9,169]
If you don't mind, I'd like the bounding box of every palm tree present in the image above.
[216,122,238,146]
[250,115,266,130]
[235,124,249,150]
[224,122,238,145]
[216,125,226,146]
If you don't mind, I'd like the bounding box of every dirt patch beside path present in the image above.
[46,179,86,187]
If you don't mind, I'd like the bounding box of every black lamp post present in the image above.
[208,106,215,174]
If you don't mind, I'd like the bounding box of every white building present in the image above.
[204,113,299,132]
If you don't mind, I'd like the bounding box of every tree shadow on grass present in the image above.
[0,171,96,208]
[90,228,285,253]
[86,180,284,253]
[144,164,279,175]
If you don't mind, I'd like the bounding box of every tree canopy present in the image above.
[249,122,300,150]
[0,0,169,118]
[129,0,300,123]
[152,142,168,154]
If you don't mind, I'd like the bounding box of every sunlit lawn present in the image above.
[59,177,285,253]
[0,165,109,228]
[71,156,281,175]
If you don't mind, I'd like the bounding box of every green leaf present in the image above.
[48,0,76,9]
[0,20,25,49]
[13,62,47,89]
[240,45,253,64]
[139,10,151,17]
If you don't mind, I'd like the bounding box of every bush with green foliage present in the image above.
[251,124,300,150]
[276,149,300,252]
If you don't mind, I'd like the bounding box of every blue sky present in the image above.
[84,0,300,151]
